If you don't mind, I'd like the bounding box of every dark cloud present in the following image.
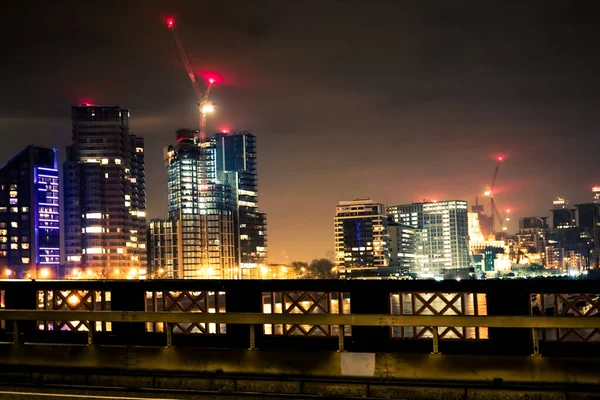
[1,0,600,262]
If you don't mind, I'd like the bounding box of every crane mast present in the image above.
[166,17,214,142]
[485,157,507,235]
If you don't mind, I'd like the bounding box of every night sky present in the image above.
[2,1,600,263]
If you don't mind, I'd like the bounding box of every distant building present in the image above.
[64,105,147,279]
[594,186,600,204]
[517,216,548,266]
[147,219,177,278]
[545,245,565,270]
[215,131,267,278]
[387,222,416,275]
[0,146,60,279]
[152,129,237,279]
[575,201,600,269]
[551,198,576,229]
[388,200,470,278]
[335,199,390,279]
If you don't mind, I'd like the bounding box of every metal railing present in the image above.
[1,309,600,356]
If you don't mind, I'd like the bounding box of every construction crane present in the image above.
[484,156,508,234]
[166,17,215,142]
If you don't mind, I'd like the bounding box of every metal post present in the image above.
[87,326,94,346]
[249,324,257,350]
[531,328,540,356]
[431,327,440,355]
[337,325,345,352]
[166,323,172,348]
[13,320,22,345]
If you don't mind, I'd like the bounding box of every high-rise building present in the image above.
[516,216,547,266]
[551,198,576,229]
[0,146,60,279]
[147,219,177,278]
[575,202,600,269]
[215,131,267,278]
[387,221,416,275]
[64,105,147,279]
[335,199,390,279]
[388,200,470,278]
[151,129,237,279]
[593,186,600,204]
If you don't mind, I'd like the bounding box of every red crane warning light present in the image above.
[166,17,175,29]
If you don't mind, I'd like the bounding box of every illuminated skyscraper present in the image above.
[151,129,236,279]
[0,146,60,279]
[215,131,267,278]
[388,200,470,278]
[64,105,147,279]
[335,199,390,279]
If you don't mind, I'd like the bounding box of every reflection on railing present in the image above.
[37,290,111,332]
[145,291,226,334]
[390,292,488,340]
[0,290,4,330]
[532,293,600,342]
[262,291,351,336]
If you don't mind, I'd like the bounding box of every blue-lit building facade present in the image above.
[0,145,60,279]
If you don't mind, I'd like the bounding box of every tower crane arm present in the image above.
[167,18,202,101]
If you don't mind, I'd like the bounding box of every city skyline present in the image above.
[2,2,600,263]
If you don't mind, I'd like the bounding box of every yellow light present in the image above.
[129,268,138,276]
[5,269,12,277]
[86,269,93,276]
[67,295,80,306]
[202,104,214,113]
[39,268,50,279]
[114,269,120,275]
[260,266,268,274]
[280,266,288,274]
[158,268,165,274]
[207,267,214,276]
[484,190,492,196]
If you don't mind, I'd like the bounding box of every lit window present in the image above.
[10,222,17,228]
[137,211,146,218]
[85,213,102,219]
[105,173,109,178]
[21,257,29,264]
[21,207,28,212]
[102,158,109,165]
[85,226,103,233]
[21,243,29,249]
[10,207,18,213]
[86,247,103,254]
[10,199,17,205]
[9,191,17,198]
[117,248,124,254]
[10,243,18,250]
[115,159,122,165]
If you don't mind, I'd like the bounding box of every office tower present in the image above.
[387,221,416,275]
[516,216,547,266]
[64,105,147,279]
[335,199,390,279]
[575,202,600,269]
[551,198,576,229]
[147,219,177,278]
[388,200,470,278]
[156,129,236,279]
[594,187,600,204]
[0,146,60,279]
[215,131,267,278]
